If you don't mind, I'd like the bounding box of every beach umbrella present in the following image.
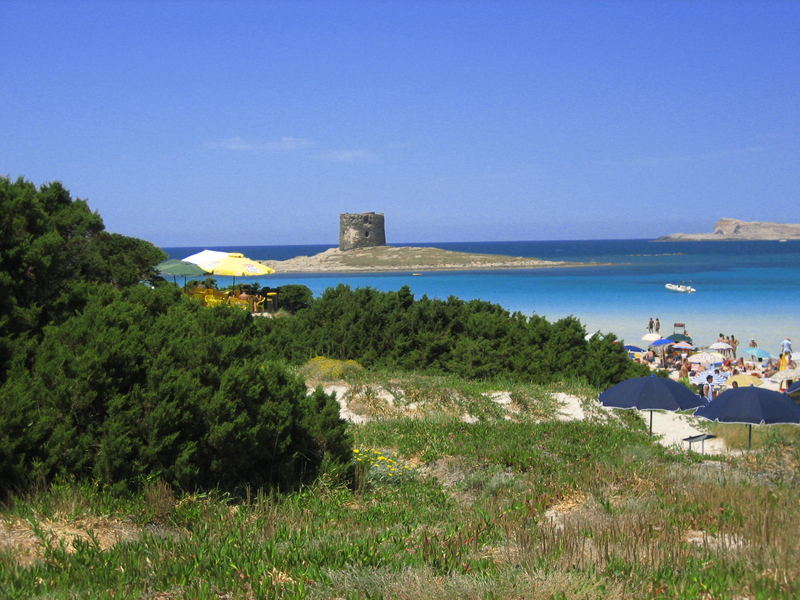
[206,253,275,285]
[184,251,275,285]
[624,345,644,353]
[182,249,231,271]
[688,352,725,365]
[156,259,209,285]
[666,333,693,343]
[725,374,763,388]
[709,342,732,350]
[672,341,695,350]
[691,370,726,386]
[642,333,662,342]
[599,375,705,435]
[649,338,672,348]
[694,387,800,448]
[770,368,800,383]
[744,347,772,360]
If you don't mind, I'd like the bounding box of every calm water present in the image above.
[164,240,800,349]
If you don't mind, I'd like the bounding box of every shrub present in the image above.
[0,286,351,496]
[262,285,640,386]
[299,356,365,380]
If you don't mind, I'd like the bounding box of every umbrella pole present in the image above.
[649,410,653,436]
[748,424,752,449]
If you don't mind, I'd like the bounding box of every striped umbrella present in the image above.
[672,341,695,350]
[691,370,727,386]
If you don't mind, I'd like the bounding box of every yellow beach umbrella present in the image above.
[725,374,763,387]
[209,253,275,277]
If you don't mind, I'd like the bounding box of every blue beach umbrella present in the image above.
[599,376,705,435]
[649,338,672,348]
[744,347,772,360]
[624,345,644,353]
[694,387,800,448]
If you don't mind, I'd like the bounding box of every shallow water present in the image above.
[164,239,800,349]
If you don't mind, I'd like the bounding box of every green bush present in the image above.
[0,177,165,380]
[259,285,646,387]
[271,284,313,313]
[0,286,351,495]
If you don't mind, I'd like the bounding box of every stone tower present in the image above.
[339,212,386,251]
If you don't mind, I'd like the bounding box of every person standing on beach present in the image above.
[781,337,792,355]
[648,318,654,333]
[703,375,715,403]
[655,318,660,334]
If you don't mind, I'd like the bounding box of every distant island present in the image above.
[256,212,597,274]
[258,246,597,273]
[656,218,800,241]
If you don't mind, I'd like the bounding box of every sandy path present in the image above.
[552,392,727,454]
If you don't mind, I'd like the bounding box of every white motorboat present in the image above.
[665,283,696,293]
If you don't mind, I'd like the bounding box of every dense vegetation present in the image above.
[1,176,642,496]
[0,177,165,376]
[259,284,648,387]
[0,178,349,496]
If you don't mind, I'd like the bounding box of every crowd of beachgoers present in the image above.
[632,326,796,398]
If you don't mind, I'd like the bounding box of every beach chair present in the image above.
[265,291,278,312]
[205,294,225,307]
[227,297,250,311]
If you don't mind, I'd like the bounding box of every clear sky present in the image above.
[2,1,798,246]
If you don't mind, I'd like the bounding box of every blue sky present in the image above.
[2,1,798,246]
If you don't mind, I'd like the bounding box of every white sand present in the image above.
[312,384,729,454]
[553,392,586,421]
[553,392,727,454]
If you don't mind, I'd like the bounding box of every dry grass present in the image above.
[0,515,140,566]
[311,566,628,600]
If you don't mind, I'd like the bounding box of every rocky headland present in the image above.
[657,218,800,241]
[258,246,596,273]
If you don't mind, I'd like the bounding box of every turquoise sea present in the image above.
[164,240,800,350]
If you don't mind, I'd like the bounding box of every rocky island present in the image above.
[656,218,800,241]
[257,211,597,273]
[258,245,594,274]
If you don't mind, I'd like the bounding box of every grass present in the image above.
[707,422,800,450]
[2,371,799,599]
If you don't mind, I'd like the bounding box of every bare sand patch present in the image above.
[0,516,140,566]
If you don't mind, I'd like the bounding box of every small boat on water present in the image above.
[665,283,696,293]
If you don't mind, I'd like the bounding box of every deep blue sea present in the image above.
[164,240,800,349]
